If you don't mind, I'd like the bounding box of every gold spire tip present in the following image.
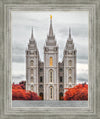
[50,15,52,19]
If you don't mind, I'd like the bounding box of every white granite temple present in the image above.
[26,15,77,100]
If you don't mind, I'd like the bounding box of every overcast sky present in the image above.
[11,11,88,84]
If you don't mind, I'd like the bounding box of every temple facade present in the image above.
[26,15,77,100]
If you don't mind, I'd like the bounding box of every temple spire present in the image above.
[69,27,71,38]
[49,15,53,36]
[31,27,34,40]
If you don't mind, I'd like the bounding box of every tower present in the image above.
[63,28,77,92]
[44,15,59,100]
[26,28,39,95]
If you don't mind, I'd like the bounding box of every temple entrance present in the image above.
[59,92,63,100]
[39,93,43,100]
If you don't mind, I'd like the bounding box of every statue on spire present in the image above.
[50,15,52,19]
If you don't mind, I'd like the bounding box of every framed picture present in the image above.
[0,0,100,119]
[12,11,88,106]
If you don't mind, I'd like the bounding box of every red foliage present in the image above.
[12,83,41,100]
[19,81,26,89]
[64,83,88,100]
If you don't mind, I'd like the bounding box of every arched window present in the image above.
[50,86,53,99]
[30,85,34,91]
[60,85,63,89]
[49,57,53,66]
[49,69,53,82]
[39,85,43,88]
[69,84,72,88]
[59,68,63,72]
[68,68,72,75]
[68,77,72,83]
[39,93,43,100]
[60,77,63,82]
[30,76,33,83]
[30,68,33,75]
[40,77,43,82]
[68,60,72,66]
[59,92,63,100]
[30,60,34,66]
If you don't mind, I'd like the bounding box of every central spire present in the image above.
[69,27,71,38]
[49,15,53,36]
[31,27,34,40]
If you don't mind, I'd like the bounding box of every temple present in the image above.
[26,15,77,100]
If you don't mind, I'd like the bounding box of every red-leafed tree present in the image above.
[12,83,41,100]
[19,81,26,89]
[63,83,88,100]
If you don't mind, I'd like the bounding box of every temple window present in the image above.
[68,60,72,66]
[30,85,34,91]
[59,68,63,72]
[68,68,72,75]
[30,76,33,83]
[49,57,53,66]
[30,68,33,76]
[39,85,43,88]
[60,77,63,82]
[30,60,34,66]
[40,77,43,82]
[60,85,63,88]
[50,86,53,99]
[68,77,72,83]
[49,69,53,82]
[69,84,72,88]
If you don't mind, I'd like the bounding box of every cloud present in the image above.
[12,74,25,79]
[76,63,88,84]
[77,77,88,82]
[12,11,88,84]
[12,12,88,63]
[77,72,88,82]
[12,77,26,84]
[58,24,88,38]
[77,59,88,64]
[12,56,25,63]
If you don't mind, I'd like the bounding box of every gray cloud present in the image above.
[78,78,88,82]
[12,74,25,79]
[12,56,25,63]
[77,73,88,83]
[12,11,88,84]
[12,30,88,63]
[77,59,88,64]
[12,12,88,63]
[12,74,26,84]
[58,24,88,38]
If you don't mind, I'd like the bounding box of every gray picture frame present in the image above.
[0,0,99,119]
